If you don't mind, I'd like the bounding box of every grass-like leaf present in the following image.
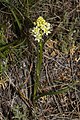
[10,8,22,30]
[35,80,79,100]
[35,86,69,100]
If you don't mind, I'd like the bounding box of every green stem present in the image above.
[34,40,43,99]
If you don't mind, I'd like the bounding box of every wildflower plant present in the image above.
[31,16,51,99]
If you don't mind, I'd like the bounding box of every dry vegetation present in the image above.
[0,0,80,120]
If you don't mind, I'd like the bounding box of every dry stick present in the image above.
[70,47,74,81]
[44,62,63,113]
[5,74,33,109]
[10,81,33,110]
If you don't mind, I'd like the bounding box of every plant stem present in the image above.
[34,40,43,99]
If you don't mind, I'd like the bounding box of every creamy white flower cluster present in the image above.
[32,16,51,42]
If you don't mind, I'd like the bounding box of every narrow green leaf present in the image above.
[10,8,22,30]
[35,87,69,100]
[35,80,79,100]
